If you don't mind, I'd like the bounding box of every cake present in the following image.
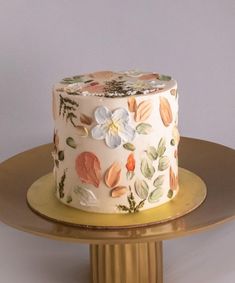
[52,70,180,214]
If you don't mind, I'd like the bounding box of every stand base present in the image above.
[90,241,163,283]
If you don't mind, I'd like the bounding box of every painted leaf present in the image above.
[123,143,136,151]
[172,126,180,145]
[141,158,155,179]
[105,162,121,188]
[73,186,98,206]
[135,100,153,122]
[158,74,171,81]
[153,175,164,188]
[159,97,173,127]
[128,96,137,112]
[75,125,88,137]
[136,123,152,135]
[146,146,158,160]
[58,150,64,161]
[158,156,170,171]
[170,166,178,191]
[80,113,93,125]
[157,137,166,157]
[75,152,101,188]
[167,189,174,198]
[170,89,177,96]
[134,179,149,199]
[126,153,135,172]
[148,188,163,203]
[66,137,77,149]
[111,186,128,198]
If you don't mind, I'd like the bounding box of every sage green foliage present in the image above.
[167,189,174,199]
[148,188,163,203]
[60,75,84,84]
[59,95,79,127]
[123,143,136,151]
[146,146,158,160]
[141,158,155,179]
[66,137,77,149]
[117,186,145,213]
[136,123,152,135]
[158,156,170,171]
[58,150,64,161]
[134,179,149,199]
[156,138,166,157]
[58,170,66,199]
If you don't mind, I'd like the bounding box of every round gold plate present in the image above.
[26,168,206,229]
[0,137,235,243]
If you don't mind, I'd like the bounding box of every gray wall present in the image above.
[0,1,235,282]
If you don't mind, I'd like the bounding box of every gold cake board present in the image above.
[26,167,207,229]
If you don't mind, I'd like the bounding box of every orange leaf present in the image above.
[111,186,128,198]
[104,162,121,188]
[75,152,101,188]
[169,167,178,191]
[126,153,135,172]
[159,97,173,127]
[135,100,153,122]
[128,96,137,112]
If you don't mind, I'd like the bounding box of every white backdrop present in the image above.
[0,0,235,282]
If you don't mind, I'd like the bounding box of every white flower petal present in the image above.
[91,125,107,140]
[94,106,111,124]
[105,132,122,148]
[112,107,129,123]
[118,122,136,142]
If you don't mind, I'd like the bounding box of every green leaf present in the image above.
[167,189,174,198]
[141,158,155,179]
[153,175,165,188]
[134,179,149,199]
[66,195,72,203]
[157,137,166,157]
[158,74,172,81]
[158,156,170,171]
[66,137,77,149]
[136,123,152,135]
[148,188,163,203]
[123,143,136,151]
[58,150,64,161]
[146,146,158,160]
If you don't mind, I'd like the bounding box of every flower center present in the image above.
[109,121,119,134]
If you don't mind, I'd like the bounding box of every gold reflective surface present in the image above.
[26,169,206,228]
[0,137,235,244]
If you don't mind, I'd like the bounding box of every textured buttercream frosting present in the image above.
[52,70,180,214]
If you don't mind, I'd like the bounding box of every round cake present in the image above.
[52,70,180,213]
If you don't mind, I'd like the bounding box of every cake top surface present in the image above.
[55,70,176,97]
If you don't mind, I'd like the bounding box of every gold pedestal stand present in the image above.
[90,241,163,283]
[0,137,235,283]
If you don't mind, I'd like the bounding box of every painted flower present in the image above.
[126,153,135,179]
[91,106,136,148]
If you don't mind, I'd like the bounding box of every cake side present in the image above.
[52,71,180,213]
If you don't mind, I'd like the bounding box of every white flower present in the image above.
[91,106,136,148]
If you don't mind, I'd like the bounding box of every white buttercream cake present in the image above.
[52,70,180,214]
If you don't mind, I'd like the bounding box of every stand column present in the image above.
[90,241,163,283]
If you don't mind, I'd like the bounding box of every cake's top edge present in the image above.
[54,70,177,98]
